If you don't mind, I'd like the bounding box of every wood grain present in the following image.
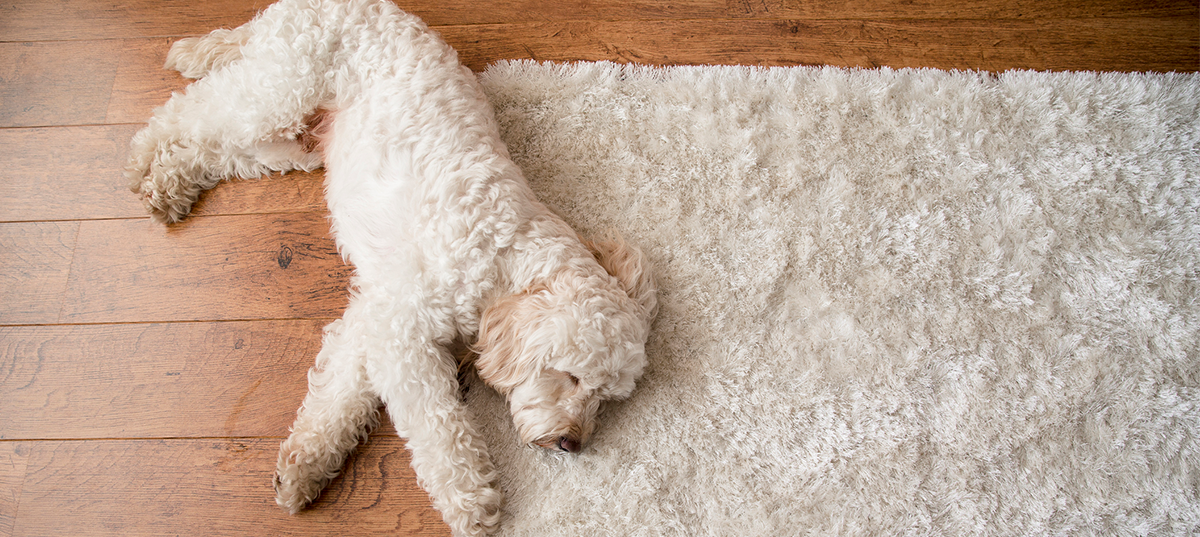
[0,0,267,42]
[0,126,143,222]
[0,125,326,223]
[186,170,329,218]
[0,41,120,128]
[107,38,191,125]
[0,221,77,325]
[12,437,448,536]
[0,37,192,128]
[59,214,350,324]
[0,443,29,536]
[1,0,1195,40]
[0,37,186,128]
[0,321,328,440]
[440,18,1200,73]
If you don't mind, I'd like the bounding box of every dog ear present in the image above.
[473,287,544,394]
[583,233,658,322]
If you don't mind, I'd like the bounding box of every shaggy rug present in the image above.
[464,61,1199,535]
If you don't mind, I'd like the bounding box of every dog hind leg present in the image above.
[371,332,503,536]
[274,307,381,513]
[164,26,251,79]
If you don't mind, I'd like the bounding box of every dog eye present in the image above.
[567,373,580,385]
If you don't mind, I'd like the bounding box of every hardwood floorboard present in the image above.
[183,170,329,218]
[107,38,191,125]
[0,443,29,536]
[1,0,1195,41]
[0,41,120,128]
[12,436,448,536]
[440,18,1200,73]
[0,124,326,223]
[0,221,77,326]
[0,0,266,43]
[58,214,349,325]
[0,126,143,222]
[0,37,189,129]
[0,321,325,440]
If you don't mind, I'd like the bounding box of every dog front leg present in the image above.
[125,98,323,223]
[372,344,503,537]
[127,21,328,223]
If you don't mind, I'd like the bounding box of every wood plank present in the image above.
[0,221,77,325]
[440,18,1200,73]
[0,321,329,440]
[1037,17,1200,73]
[0,0,266,42]
[107,38,190,125]
[0,126,142,222]
[12,437,449,536]
[186,170,328,219]
[0,443,30,536]
[59,214,350,324]
[0,37,189,128]
[0,125,326,223]
[0,41,120,128]
[0,0,1195,41]
[13,22,1197,131]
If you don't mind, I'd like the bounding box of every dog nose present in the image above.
[557,436,581,453]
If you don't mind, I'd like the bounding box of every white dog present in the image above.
[125,1,657,534]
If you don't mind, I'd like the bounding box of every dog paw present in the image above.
[444,485,503,537]
[165,29,246,79]
[164,37,207,78]
[273,446,331,514]
[126,168,202,224]
[129,178,200,224]
[125,133,212,224]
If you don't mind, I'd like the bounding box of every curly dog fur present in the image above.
[125,1,657,534]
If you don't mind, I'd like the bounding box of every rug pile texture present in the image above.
[464,61,1199,535]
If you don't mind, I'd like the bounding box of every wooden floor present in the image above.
[1,0,1196,534]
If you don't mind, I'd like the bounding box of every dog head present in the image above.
[474,236,657,453]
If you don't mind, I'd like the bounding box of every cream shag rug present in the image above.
[465,61,1199,535]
